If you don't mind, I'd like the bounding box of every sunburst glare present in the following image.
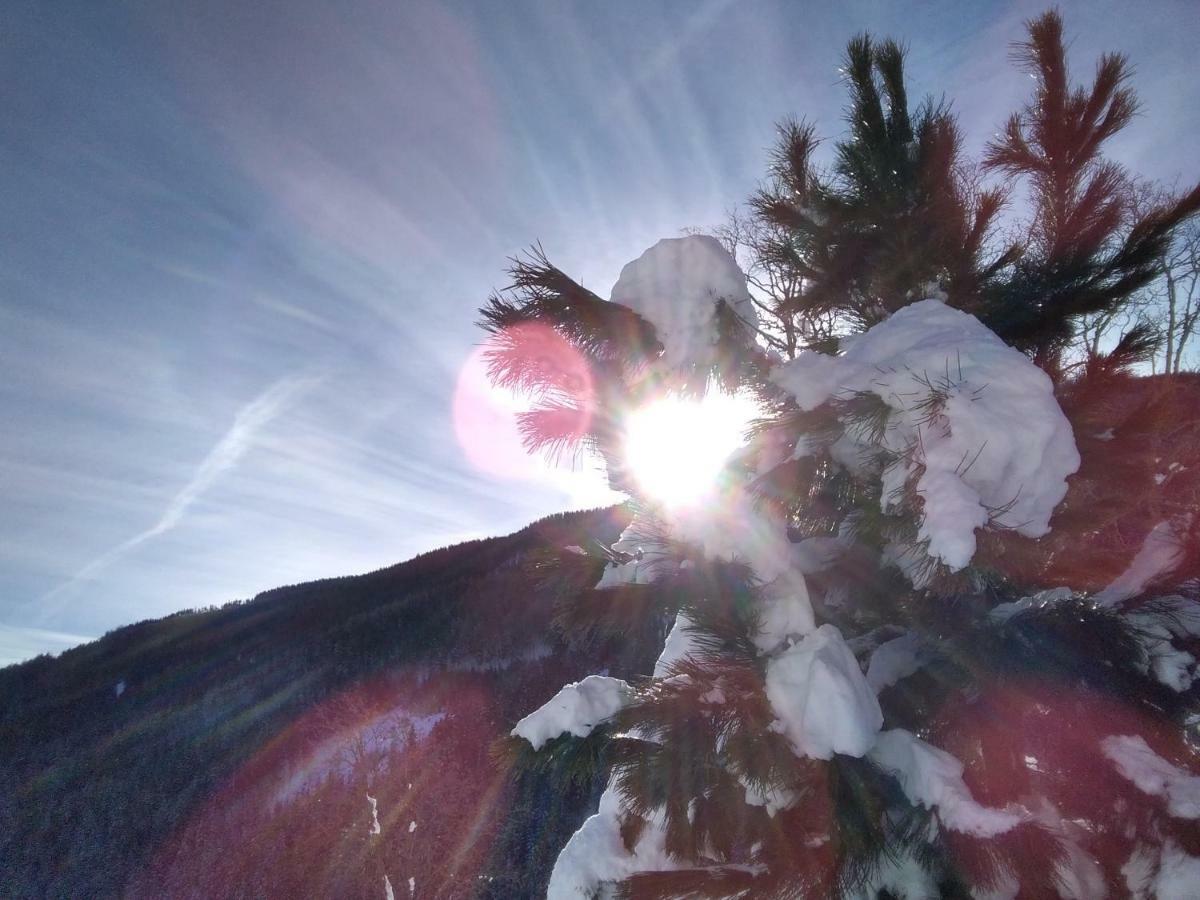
[623,389,759,508]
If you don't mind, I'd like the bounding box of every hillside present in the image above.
[0,505,662,899]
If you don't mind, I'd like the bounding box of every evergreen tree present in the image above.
[483,11,1200,898]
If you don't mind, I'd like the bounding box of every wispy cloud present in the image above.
[37,373,321,615]
[0,623,94,669]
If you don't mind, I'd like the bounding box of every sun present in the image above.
[623,390,759,508]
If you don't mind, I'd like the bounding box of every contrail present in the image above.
[37,373,322,613]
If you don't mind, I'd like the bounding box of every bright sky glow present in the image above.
[623,390,759,508]
[2,0,1197,663]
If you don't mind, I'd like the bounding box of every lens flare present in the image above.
[623,390,758,508]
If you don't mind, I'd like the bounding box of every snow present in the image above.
[384,874,395,900]
[699,685,726,704]
[408,820,417,833]
[512,675,632,750]
[1147,642,1195,693]
[114,679,125,698]
[971,870,1020,900]
[868,730,1023,837]
[445,641,553,673]
[1125,595,1200,690]
[765,624,882,759]
[848,850,938,900]
[865,631,927,693]
[739,773,798,817]
[367,794,381,835]
[595,511,671,589]
[753,586,817,655]
[792,535,847,573]
[1095,520,1186,605]
[989,587,1074,622]
[1052,838,1108,900]
[669,489,814,652]
[1149,595,1200,639]
[602,492,815,652]
[1154,841,1200,900]
[1127,595,1200,690]
[1122,844,1156,900]
[272,707,444,806]
[771,299,1079,573]
[408,876,415,895]
[1101,735,1200,818]
[653,611,702,678]
[609,235,757,372]
[547,782,682,898]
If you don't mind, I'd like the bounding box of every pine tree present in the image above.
[482,11,1200,898]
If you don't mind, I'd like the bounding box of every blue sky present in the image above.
[3,0,1197,665]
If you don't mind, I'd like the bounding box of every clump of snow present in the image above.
[771,299,1079,574]
[408,820,417,833]
[1122,844,1156,899]
[865,631,928,694]
[753,586,817,656]
[547,782,682,897]
[670,489,814,652]
[765,624,882,759]
[653,611,702,678]
[1124,594,1200,691]
[699,684,726,704]
[408,876,415,896]
[1154,841,1200,900]
[738,773,798,817]
[1149,595,1200,639]
[610,235,757,372]
[1101,735,1200,818]
[600,492,815,652]
[512,675,632,750]
[1145,638,1195,692]
[1052,837,1108,900]
[988,587,1074,623]
[792,535,847,574]
[367,794,381,835]
[1095,520,1187,605]
[868,730,1023,837]
[847,850,938,900]
[114,679,126,698]
[595,511,671,589]
[384,874,395,900]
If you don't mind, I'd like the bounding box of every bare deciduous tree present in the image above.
[689,207,840,359]
[1157,216,1200,372]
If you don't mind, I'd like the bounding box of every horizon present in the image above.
[4,0,1199,667]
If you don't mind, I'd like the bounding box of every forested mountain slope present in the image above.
[2,372,1198,899]
[0,505,658,899]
